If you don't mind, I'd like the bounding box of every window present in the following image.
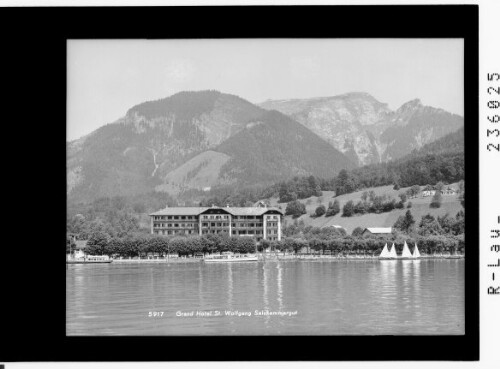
[175,224,179,228]
[203,223,208,227]
[232,223,236,228]
[168,216,172,220]
[167,230,172,235]
[211,223,215,227]
[174,216,179,220]
[232,231,236,235]
[181,216,186,220]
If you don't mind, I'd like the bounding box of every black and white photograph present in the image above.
[66,38,467,336]
[4,2,495,366]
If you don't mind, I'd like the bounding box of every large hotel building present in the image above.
[150,205,283,242]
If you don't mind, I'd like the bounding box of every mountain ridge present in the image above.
[67,90,355,203]
[259,92,463,165]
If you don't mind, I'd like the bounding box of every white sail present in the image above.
[379,243,390,258]
[402,241,412,258]
[413,242,421,258]
[389,243,398,258]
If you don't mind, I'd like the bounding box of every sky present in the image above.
[67,38,464,141]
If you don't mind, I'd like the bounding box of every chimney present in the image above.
[226,204,230,208]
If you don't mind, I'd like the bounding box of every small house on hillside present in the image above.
[362,227,392,236]
[441,187,457,195]
[328,225,346,233]
[422,190,436,197]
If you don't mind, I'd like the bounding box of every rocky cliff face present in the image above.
[379,99,464,161]
[67,91,263,202]
[67,91,354,202]
[259,93,463,166]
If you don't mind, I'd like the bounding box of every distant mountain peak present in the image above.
[67,90,355,203]
[339,91,377,99]
[397,98,423,112]
[259,93,463,166]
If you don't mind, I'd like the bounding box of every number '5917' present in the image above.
[148,311,164,317]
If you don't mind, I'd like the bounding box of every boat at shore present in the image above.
[400,241,413,259]
[204,252,258,263]
[379,243,398,260]
[413,242,421,258]
[379,241,423,260]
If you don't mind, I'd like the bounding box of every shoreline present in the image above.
[110,254,464,263]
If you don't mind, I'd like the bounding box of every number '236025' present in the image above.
[487,73,499,152]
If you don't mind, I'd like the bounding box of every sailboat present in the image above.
[412,242,421,258]
[379,243,390,258]
[389,243,398,258]
[379,243,398,260]
[401,241,413,259]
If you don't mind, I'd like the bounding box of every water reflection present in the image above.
[227,263,233,309]
[198,264,204,310]
[401,260,412,309]
[262,262,270,326]
[277,262,283,311]
[67,260,464,336]
[412,260,422,319]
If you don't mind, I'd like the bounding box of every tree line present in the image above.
[69,230,465,258]
[73,233,258,258]
[186,150,464,210]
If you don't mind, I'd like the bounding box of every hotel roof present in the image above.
[224,207,283,216]
[150,207,208,216]
[150,206,284,216]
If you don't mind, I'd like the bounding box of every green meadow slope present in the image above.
[270,183,462,234]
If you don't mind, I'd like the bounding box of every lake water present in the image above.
[66,259,464,335]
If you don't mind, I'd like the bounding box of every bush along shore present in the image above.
[68,231,465,260]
